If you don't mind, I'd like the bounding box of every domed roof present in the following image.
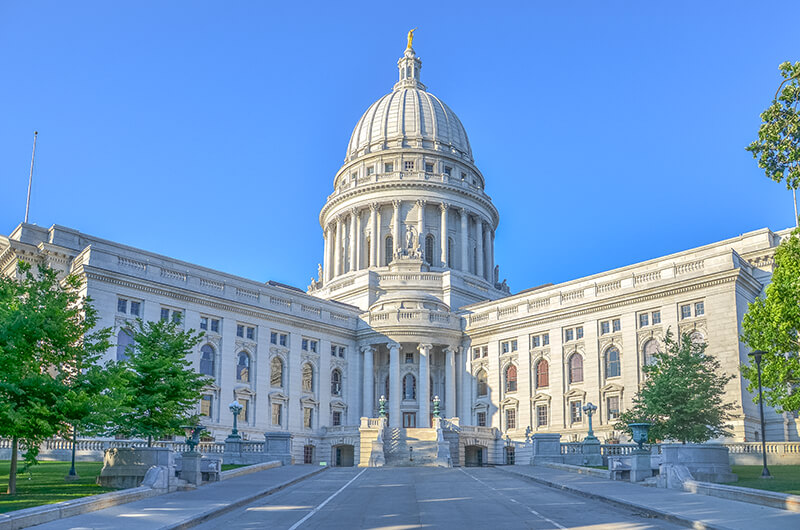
[344,47,473,163]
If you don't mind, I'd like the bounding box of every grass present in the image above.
[220,464,248,471]
[725,465,800,495]
[0,460,115,514]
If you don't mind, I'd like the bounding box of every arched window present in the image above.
[403,374,416,399]
[116,329,134,361]
[447,237,454,268]
[385,236,393,265]
[477,370,488,397]
[236,352,250,382]
[535,359,549,388]
[199,344,215,377]
[643,339,659,366]
[270,357,283,388]
[605,347,621,378]
[331,369,342,396]
[569,353,583,383]
[425,234,434,265]
[301,363,314,392]
[505,365,517,392]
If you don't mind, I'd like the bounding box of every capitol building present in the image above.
[1,39,796,466]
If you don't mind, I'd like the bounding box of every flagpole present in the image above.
[24,131,38,224]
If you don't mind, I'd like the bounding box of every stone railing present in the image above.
[328,170,484,201]
[458,425,498,438]
[560,442,584,455]
[360,418,386,429]
[723,442,800,455]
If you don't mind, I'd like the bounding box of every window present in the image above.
[303,408,313,429]
[505,446,515,465]
[576,326,584,339]
[237,398,249,422]
[116,329,134,361]
[301,363,314,392]
[200,317,220,333]
[530,333,548,348]
[444,166,452,176]
[477,411,487,427]
[425,234,434,266]
[537,405,548,427]
[639,313,649,328]
[600,321,610,335]
[367,166,375,176]
[199,345,215,377]
[695,301,705,316]
[505,365,517,392]
[117,297,142,316]
[607,396,620,421]
[447,237,453,267]
[612,319,621,332]
[271,403,282,426]
[384,162,393,173]
[500,339,518,354]
[535,359,549,388]
[680,304,692,320]
[472,345,488,360]
[531,335,540,348]
[405,352,414,364]
[351,171,358,182]
[652,311,661,324]
[605,347,621,378]
[404,160,414,171]
[643,339,659,366]
[505,408,516,430]
[425,163,434,173]
[385,236,393,264]
[461,171,468,181]
[237,324,256,340]
[270,357,283,387]
[117,298,127,313]
[161,308,169,321]
[332,410,342,426]
[301,338,318,353]
[403,374,416,400]
[161,307,182,323]
[569,353,583,383]
[236,352,251,382]
[570,401,583,424]
[477,370,488,397]
[565,326,583,341]
[331,345,338,356]
[331,369,342,396]
[270,331,288,347]
[200,395,213,418]
[338,346,346,358]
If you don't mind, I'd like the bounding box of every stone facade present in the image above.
[1,41,796,466]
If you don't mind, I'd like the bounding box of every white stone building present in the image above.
[1,41,796,465]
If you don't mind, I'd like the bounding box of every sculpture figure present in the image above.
[407,28,416,49]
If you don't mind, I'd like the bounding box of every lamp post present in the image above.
[582,402,598,441]
[228,401,243,440]
[65,425,79,481]
[433,395,441,419]
[748,350,772,479]
[378,395,387,419]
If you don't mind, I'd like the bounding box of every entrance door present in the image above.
[403,412,416,427]
[333,445,355,467]
[303,444,314,464]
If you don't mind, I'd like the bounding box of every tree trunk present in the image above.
[7,436,18,495]
[147,435,152,448]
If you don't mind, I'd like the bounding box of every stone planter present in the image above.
[97,447,174,489]
[661,443,737,484]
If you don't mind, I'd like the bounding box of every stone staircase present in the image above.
[384,428,440,466]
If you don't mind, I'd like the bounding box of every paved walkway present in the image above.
[31,465,326,530]
[496,465,800,530]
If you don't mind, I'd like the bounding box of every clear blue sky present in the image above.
[1,1,797,293]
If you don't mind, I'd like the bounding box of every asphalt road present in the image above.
[194,467,683,529]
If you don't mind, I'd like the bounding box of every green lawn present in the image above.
[220,464,247,471]
[725,465,800,495]
[0,461,115,513]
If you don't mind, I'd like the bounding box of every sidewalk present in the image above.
[29,465,326,530]
[496,465,800,530]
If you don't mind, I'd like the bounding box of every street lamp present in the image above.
[65,425,79,481]
[378,395,387,419]
[748,350,772,479]
[228,401,243,440]
[433,395,441,418]
[582,402,598,441]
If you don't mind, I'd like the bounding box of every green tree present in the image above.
[112,318,210,445]
[0,261,113,495]
[740,227,800,414]
[615,330,735,444]
[746,61,800,225]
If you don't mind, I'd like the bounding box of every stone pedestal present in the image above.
[179,452,202,486]
[630,451,653,483]
[661,444,737,483]
[530,433,563,465]
[97,447,174,489]
[435,428,451,467]
[264,431,294,466]
[581,437,602,467]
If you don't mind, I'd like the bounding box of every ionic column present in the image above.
[362,345,374,417]
[350,209,358,272]
[460,208,469,272]
[417,200,426,260]
[418,344,432,427]
[476,218,484,279]
[334,217,343,277]
[488,228,495,284]
[322,226,330,282]
[392,200,402,261]
[439,203,449,267]
[389,342,401,427]
[369,203,379,267]
[445,346,456,418]
[376,206,383,266]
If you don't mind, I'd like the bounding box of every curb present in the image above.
[495,466,727,530]
[165,466,329,530]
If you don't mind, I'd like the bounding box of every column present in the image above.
[349,209,357,272]
[439,203,449,267]
[376,206,383,266]
[392,200,402,259]
[389,342,401,427]
[488,228,495,284]
[322,226,330,282]
[445,346,456,418]
[418,344,432,427]
[460,345,472,422]
[476,218,484,279]
[334,217,343,277]
[369,203,378,267]
[362,345,374,417]
[460,208,469,272]
[417,199,426,260]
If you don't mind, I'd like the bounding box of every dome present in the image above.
[344,47,473,163]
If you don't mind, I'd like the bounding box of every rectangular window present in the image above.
[271,403,282,426]
[477,411,487,427]
[302,338,308,350]
[237,324,245,337]
[461,171,468,180]
[565,329,574,342]
[601,321,610,335]
[200,395,213,418]
[505,408,516,430]
[404,161,414,171]
[425,163,434,173]
[537,405,548,427]
[570,401,582,424]
[332,411,342,426]
[680,304,692,320]
[473,347,482,360]
[302,338,318,352]
[246,327,255,340]
[367,166,375,176]
[160,308,170,321]
[695,301,705,316]
[351,171,357,181]
[331,345,338,356]
[639,313,649,328]
[576,326,584,339]
[117,298,127,313]
[200,317,208,330]
[338,346,346,358]
[172,311,182,324]
[303,408,313,429]
[210,318,219,333]
[652,311,661,324]
[384,162,393,173]
[482,346,488,357]
[542,333,549,346]
[612,319,621,332]
[531,335,540,348]
[130,300,141,316]
[280,333,287,346]
[444,166,452,176]
[607,396,620,421]
[500,340,517,353]
[405,352,414,364]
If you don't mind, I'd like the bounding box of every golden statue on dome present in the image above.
[407,28,416,49]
